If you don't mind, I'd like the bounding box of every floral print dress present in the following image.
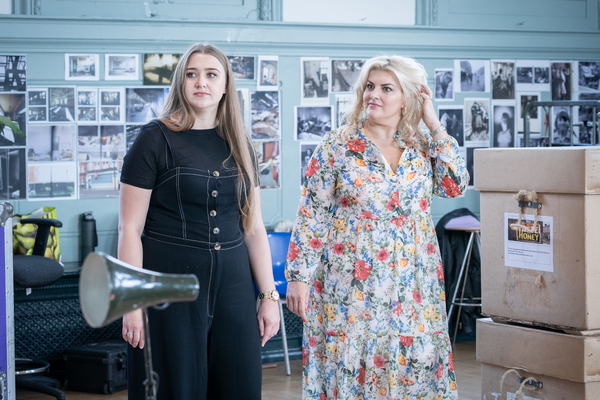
[286,128,469,400]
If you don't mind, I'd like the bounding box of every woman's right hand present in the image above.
[123,309,145,349]
[286,281,310,322]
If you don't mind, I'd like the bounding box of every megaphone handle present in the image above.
[142,308,159,400]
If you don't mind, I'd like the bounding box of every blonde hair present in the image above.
[339,55,429,151]
[159,43,257,232]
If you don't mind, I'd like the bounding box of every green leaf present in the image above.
[0,115,26,137]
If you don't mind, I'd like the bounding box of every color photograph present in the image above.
[251,91,280,140]
[105,54,139,81]
[227,56,255,80]
[0,93,27,146]
[257,56,278,90]
[143,53,181,85]
[253,140,280,189]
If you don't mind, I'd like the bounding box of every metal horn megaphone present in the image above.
[79,252,200,328]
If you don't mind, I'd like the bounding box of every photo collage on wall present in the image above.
[436,59,600,188]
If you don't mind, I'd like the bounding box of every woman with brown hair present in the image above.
[118,43,280,399]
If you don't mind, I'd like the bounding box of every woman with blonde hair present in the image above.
[118,43,280,399]
[286,55,468,399]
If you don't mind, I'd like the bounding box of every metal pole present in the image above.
[142,309,158,400]
[569,106,574,146]
[593,106,597,146]
[447,232,475,323]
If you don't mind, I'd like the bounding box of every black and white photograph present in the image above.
[236,88,250,129]
[301,57,330,105]
[100,88,124,123]
[466,147,484,188]
[331,59,365,93]
[516,67,533,84]
[516,60,551,91]
[295,106,333,141]
[250,91,279,140]
[100,125,126,160]
[518,135,547,148]
[552,106,572,144]
[65,54,99,81]
[28,163,77,200]
[78,160,122,199]
[28,107,47,122]
[227,56,255,80]
[492,103,515,147]
[126,87,168,123]
[253,140,280,189]
[126,125,143,152]
[551,62,572,101]
[438,106,464,146]
[491,60,515,100]
[576,61,600,93]
[77,87,98,122]
[434,69,453,100]
[0,93,27,146]
[0,55,26,92]
[143,53,181,85]
[578,92,600,122]
[335,94,354,129]
[0,148,26,200]
[517,93,541,133]
[49,87,75,123]
[534,67,550,84]
[77,125,101,160]
[27,125,76,162]
[105,54,139,81]
[257,56,278,90]
[464,98,490,146]
[300,143,318,187]
[78,107,96,122]
[455,60,489,93]
[28,89,46,106]
[100,107,121,122]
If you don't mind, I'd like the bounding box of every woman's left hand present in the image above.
[257,299,281,347]
[419,84,441,132]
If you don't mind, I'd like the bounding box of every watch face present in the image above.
[273,291,280,300]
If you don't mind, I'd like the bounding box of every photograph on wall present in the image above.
[492,102,516,148]
[0,93,27,146]
[518,134,547,148]
[236,88,250,129]
[335,93,355,129]
[126,87,168,123]
[0,55,26,92]
[464,98,490,146]
[77,87,98,123]
[505,213,553,272]
[143,54,181,86]
[438,105,464,146]
[550,62,572,101]
[28,163,77,200]
[331,59,365,93]
[551,106,572,144]
[100,125,126,160]
[514,60,550,92]
[491,60,515,100]
[126,125,143,152]
[575,61,600,93]
[250,91,280,141]
[301,57,330,105]
[28,125,76,162]
[434,69,454,100]
[28,87,48,123]
[454,60,489,93]
[227,56,255,80]
[575,94,598,145]
[49,87,76,123]
[465,147,484,189]
[105,54,139,81]
[295,105,333,141]
[0,148,26,200]
[517,92,541,133]
[100,88,124,123]
[252,140,279,189]
[300,143,318,187]
[77,125,101,160]
[65,54,99,81]
[78,159,122,199]
[257,56,278,90]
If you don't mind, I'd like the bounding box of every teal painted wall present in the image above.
[2,0,599,269]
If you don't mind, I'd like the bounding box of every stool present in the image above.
[444,215,481,345]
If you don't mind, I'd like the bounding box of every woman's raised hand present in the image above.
[418,84,441,132]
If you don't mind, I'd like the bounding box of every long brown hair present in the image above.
[159,43,258,232]
[339,55,429,151]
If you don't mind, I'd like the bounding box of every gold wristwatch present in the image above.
[259,289,280,302]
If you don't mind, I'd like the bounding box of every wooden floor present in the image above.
[16,341,481,400]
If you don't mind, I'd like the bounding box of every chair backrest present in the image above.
[267,232,291,297]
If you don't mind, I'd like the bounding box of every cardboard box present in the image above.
[474,148,600,331]
[476,318,600,383]
[481,363,600,400]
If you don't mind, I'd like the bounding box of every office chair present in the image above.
[13,217,65,400]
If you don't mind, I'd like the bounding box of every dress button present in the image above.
[213,171,220,177]
[210,210,217,217]
[212,190,218,197]
[214,243,221,250]
[213,227,220,234]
